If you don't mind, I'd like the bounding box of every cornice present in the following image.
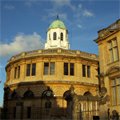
[6,48,98,68]
[95,19,120,43]
[5,80,98,88]
[95,29,120,43]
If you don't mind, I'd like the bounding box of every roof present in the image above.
[48,19,67,30]
[94,19,120,43]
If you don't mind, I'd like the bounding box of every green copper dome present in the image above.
[48,19,67,30]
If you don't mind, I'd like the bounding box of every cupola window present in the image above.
[49,34,51,40]
[60,32,63,41]
[53,32,57,40]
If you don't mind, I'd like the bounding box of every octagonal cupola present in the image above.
[45,16,70,49]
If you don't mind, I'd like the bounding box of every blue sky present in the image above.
[0,0,120,107]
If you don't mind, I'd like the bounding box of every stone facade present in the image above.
[95,19,120,119]
[4,48,99,120]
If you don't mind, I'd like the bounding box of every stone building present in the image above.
[0,107,3,119]
[95,19,120,119]
[4,18,100,120]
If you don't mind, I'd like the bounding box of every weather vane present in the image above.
[56,14,59,20]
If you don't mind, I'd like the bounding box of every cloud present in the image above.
[52,0,76,11]
[52,0,70,6]
[77,24,82,29]
[4,5,15,10]
[44,0,94,21]
[0,33,44,57]
[59,13,68,20]
[74,4,94,18]
[25,0,38,7]
[83,10,94,17]
[78,4,82,9]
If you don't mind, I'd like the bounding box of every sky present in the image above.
[0,0,120,107]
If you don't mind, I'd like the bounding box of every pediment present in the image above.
[106,66,120,75]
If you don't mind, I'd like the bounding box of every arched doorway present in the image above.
[63,90,73,119]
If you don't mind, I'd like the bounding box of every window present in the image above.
[111,78,120,105]
[26,64,31,76]
[49,34,51,40]
[87,66,90,77]
[64,63,68,75]
[14,67,17,79]
[60,32,63,41]
[108,39,119,63]
[53,32,57,40]
[82,65,91,78]
[44,63,49,75]
[42,87,54,98]
[70,63,74,75]
[82,65,86,77]
[32,63,36,76]
[14,66,20,79]
[26,63,36,76]
[44,62,55,75]
[50,62,55,75]
[18,66,20,78]
[24,89,34,98]
[117,78,120,104]
[111,80,117,105]
[27,107,31,118]
[64,63,74,76]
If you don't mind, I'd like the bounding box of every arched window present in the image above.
[49,34,51,40]
[42,87,54,98]
[23,89,34,98]
[63,90,72,101]
[53,32,57,40]
[60,32,63,41]
[84,91,92,96]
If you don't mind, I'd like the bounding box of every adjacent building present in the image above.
[95,19,120,119]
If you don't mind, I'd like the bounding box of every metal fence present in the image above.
[1,107,103,120]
